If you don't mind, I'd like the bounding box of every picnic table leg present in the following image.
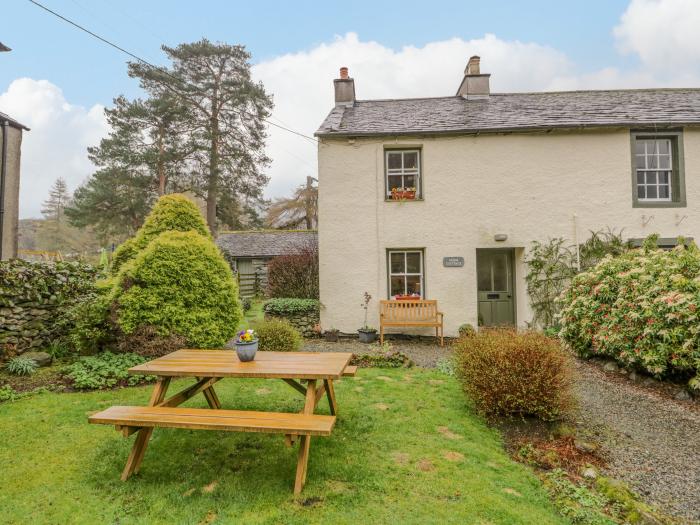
[324,379,337,416]
[294,379,316,495]
[197,377,222,409]
[121,376,171,481]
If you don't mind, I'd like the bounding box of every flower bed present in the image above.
[559,238,700,389]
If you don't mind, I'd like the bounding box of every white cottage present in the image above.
[315,58,700,337]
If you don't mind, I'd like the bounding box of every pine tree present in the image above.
[40,178,70,247]
[266,177,318,229]
[129,39,273,234]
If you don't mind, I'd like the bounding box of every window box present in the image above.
[390,188,417,201]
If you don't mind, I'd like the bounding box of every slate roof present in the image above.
[316,89,700,137]
[0,111,29,131]
[216,230,317,258]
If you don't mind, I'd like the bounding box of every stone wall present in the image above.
[0,260,97,357]
[264,310,320,337]
[262,298,320,338]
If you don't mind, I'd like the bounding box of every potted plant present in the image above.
[358,292,378,343]
[324,328,340,342]
[234,329,258,362]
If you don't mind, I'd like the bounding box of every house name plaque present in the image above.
[443,257,464,268]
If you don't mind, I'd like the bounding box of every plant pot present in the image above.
[235,339,258,362]
[358,330,377,343]
[324,331,340,342]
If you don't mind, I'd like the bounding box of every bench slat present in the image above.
[342,365,357,377]
[89,406,335,436]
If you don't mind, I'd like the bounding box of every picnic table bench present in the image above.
[89,350,355,495]
[379,299,444,346]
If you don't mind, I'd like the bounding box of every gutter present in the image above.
[0,120,7,260]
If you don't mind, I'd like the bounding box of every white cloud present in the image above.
[614,0,700,70]
[0,78,108,218]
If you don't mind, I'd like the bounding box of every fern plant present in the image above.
[5,356,38,376]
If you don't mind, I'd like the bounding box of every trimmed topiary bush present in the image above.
[559,238,700,389]
[113,230,240,348]
[255,319,302,352]
[111,194,210,273]
[458,323,476,338]
[454,328,574,420]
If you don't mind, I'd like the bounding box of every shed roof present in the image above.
[216,230,317,258]
[316,89,700,137]
[0,111,29,131]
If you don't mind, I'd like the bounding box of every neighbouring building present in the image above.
[0,111,28,261]
[316,58,700,336]
[216,230,317,297]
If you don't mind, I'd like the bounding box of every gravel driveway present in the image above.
[572,360,700,523]
[305,338,700,523]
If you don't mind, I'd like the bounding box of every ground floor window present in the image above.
[388,249,424,298]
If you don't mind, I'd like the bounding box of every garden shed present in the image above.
[216,230,317,297]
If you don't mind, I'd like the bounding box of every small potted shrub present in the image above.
[234,329,258,362]
[458,323,476,338]
[324,328,340,342]
[358,292,378,343]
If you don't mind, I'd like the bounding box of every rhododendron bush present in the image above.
[558,237,700,390]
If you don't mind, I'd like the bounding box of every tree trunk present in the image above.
[206,114,219,237]
[157,124,166,195]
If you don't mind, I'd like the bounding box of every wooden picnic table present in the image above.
[89,349,355,494]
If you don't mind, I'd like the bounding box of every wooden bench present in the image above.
[89,405,335,494]
[379,299,444,346]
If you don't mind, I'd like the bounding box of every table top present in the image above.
[129,349,354,380]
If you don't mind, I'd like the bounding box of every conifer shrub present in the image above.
[111,194,210,273]
[255,319,302,352]
[114,230,240,348]
[454,328,574,420]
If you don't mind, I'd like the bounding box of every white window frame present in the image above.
[388,250,424,298]
[635,138,673,202]
[385,149,421,198]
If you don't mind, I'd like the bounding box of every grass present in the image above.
[0,367,567,525]
[237,298,265,331]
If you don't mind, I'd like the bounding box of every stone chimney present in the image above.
[456,56,490,99]
[334,67,356,106]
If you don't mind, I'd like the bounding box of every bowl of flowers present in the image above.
[235,329,258,362]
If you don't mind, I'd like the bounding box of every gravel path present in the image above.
[304,338,700,522]
[572,360,700,523]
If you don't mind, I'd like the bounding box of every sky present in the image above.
[2,0,700,218]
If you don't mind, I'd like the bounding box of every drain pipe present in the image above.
[0,120,8,261]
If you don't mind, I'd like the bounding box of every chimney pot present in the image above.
[339,67,349,79]
[466,56,481,75]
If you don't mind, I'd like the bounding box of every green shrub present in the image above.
[458,323,476,338]
[114,230,240,348]
[558,238,700,388]
[5,356,38,376]
[255,319,302,352]
[61,289,114,355]
[263,298,319,316]
[350,351,414,368]
[62,352,153,389]
[111,194,210,273]
[454,328,573,420]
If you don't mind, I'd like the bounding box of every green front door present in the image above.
[476,249,515,326]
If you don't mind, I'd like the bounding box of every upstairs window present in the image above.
[386,150,421,200]
[632,132,686,208]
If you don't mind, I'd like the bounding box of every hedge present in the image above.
[263,298,320,316]
[559,237,700,389]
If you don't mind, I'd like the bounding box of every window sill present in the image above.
[384,198,424,203]
[632,200,686,208]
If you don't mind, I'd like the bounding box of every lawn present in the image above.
[0,367,566,525]
[237,298,265,331]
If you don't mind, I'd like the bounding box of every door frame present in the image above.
[475,248,517,326]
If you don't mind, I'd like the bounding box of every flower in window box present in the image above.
[391,187,417,201]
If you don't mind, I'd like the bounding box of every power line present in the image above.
[27,0,320,145]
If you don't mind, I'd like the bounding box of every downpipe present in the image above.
[0,120,8,261]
